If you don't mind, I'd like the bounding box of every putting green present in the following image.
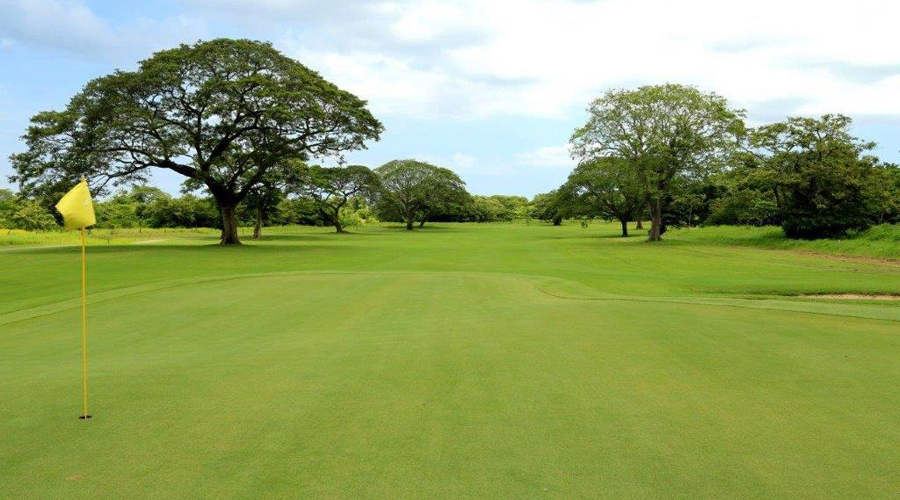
[1,223,899,499]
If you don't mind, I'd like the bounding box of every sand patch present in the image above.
[802,294,900,301]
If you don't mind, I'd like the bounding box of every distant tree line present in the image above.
[534,84,900,240]
[0,159,536,234]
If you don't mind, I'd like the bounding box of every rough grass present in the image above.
[1,221,899,499]
[0,227,223,246]
[669,223,900,260]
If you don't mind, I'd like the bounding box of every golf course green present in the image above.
[2,222,898,499]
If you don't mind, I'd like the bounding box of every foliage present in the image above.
[864,163,900,224]
[6,198,59,231]
[272,197,324,226]
[95,191,141,228]
[373,159,469,230]
[706,190,779,226]
[239,169,289,239]
[530,191,566,225]
[570,83,745,240]
[0,189,15,228]
[748,114,883,239]
[560,157,645,236]
[291,164,381,232]
[9,38,382,244]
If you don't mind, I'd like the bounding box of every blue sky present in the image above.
[1,0,898,197]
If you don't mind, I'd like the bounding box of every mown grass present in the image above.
[1,221,898,499]
[6,222,899,261]
[669,223,900,260]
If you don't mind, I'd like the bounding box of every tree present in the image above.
[143,193,218,228]
[570,84,744,241]
[374,160,468,230]
[416,167,469,228]
[531,191,566,225]
[0,189,15,228]
[866,163,900,224]
[9,199,59,231]
[130,185,171,230]
[463,196,505,223]
[706,189,779,226]
[272,197,322,226]
[95,190,141,228]
[292,164,380,233]
[561,157,645,237]
[238,169,290,239]
[749,114,881,238]
[9,38,382,245]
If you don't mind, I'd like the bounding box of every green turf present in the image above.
[2,222,899,499]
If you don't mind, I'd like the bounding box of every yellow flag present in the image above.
[55,179,96,230]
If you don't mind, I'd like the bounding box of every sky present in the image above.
[1,0,898,197]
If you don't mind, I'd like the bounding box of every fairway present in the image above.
[2,222,899,499]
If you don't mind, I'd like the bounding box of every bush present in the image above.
[9,199,59,231]
[707,190,779,226]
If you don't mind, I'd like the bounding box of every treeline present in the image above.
[5,39,899,243]
[0,161,534,234]
[534,85,900,240]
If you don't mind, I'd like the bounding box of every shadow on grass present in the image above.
[533,232,646,241]
[13,242,352,255]
[249,233,332,242]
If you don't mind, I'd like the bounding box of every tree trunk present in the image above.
[418,218,426,228]
[219,202,241,245]
[620,218,629,237]
[648,198,663,242]
[406,211,414,230]
[252,203,262,239]
[332,209,344,233]
[635,219,643,230]
[552,215,562,226]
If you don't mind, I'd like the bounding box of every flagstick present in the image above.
[79,227,91,420]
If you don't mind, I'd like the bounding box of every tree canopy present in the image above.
[9,38,382,244]
[373,159,469,230]
[561,157,645,236]
[291,164,381,233]
[746,114,885,238]
[570,84,745,240]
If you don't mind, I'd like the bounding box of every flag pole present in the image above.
[79,226,91,420]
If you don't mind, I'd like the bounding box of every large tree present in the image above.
[531,191,566,225]
[292,164,381,233]
[9,38,382,244]
[373,160,468,230]
[561,157,645,237]
[415,167,469,228]
[570,84,744,241]
[748,114,882,238]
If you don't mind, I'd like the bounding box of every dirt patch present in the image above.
[802,294,900,301]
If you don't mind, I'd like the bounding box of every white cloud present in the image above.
[275,0,900,120]
[515,145,574,169]
[3,0,899,121]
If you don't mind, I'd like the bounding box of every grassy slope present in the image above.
[668,223,900,260]
[1,222,898,499]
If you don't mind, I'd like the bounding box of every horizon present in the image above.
[1,0,898,197]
